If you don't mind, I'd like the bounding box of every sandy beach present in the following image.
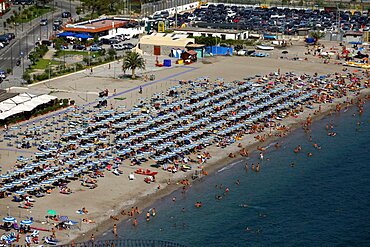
[1,40,369,245]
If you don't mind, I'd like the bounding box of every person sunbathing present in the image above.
[82,218,95,223]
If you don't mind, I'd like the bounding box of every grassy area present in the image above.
[14,6,53,24]
[31,59,59,70]
[54,50,102,58]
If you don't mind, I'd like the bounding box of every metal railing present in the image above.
[141,0,196,16]
[58,239,189,247]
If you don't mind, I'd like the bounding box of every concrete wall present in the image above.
[174,30,249,40]
[140,44,185,56]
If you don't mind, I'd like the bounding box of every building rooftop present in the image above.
[63,17,128,33]
[139,33,195,47]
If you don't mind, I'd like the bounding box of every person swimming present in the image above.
[259,152,264,160]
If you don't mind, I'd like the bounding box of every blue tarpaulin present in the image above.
[263,34,278,40]
[74,33,93,39]
[56,32,93,39]
[205,46,232,56]
[57,32,76,37]
[306,37,315,44]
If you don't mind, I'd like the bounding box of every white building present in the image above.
[174,27,249,40]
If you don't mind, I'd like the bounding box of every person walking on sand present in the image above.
[51,228,56,239]
[139,86,143,94]
[91,234,95,242]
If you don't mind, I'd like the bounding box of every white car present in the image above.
[111,44,124,50]
[0,70,7,79]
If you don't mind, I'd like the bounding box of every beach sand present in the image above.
[1,40,369,244]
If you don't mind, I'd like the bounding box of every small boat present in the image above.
[256,45,274,51]
[135,169,158,176]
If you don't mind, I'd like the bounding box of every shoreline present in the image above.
[72,88,370,244]
[1,48,370,246]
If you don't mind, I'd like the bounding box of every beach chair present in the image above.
[31,230,39,237]
[44,236,59,245]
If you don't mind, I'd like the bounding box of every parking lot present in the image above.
[149,3,370,34]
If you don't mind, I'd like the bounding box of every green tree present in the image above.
[81,0,115,16]
[122,51,145,79]
[107,48,117,59]
[309,31,325,44]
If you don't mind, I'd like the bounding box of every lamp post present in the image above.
[48,62,51,80]
[175,0,178,28]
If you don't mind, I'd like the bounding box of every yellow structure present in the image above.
[363,31,369,43]
[198,0,208,8]
[158,21,165,32]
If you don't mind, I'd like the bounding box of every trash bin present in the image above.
[163,59,171,67]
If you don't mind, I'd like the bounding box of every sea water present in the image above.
[99,103,370,247]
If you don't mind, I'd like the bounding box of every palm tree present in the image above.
[309,30,325,45]
[122,51,145,79]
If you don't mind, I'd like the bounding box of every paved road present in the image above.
[0,0,81,88]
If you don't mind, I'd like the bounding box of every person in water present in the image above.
[255,164,260,172]
[146,211,150,222]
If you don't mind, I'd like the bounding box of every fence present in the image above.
[58,239,189,247]
[141,0,197,16]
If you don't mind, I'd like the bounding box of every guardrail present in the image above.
[58,239,189,247]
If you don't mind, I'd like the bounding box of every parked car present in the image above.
[60,44,69,50]
[115,35,125,41]
[108,38,120,44]
[73,44,86,50]
[100,38,111,45]
[40,19,48,26]
[111,44,124,50]
[36,40,52,46]
[0,35,10,45]
[89,44,103,51]
[122,43,134,50]
[62,11,71,18]
[5,33,15,40]
[0,70,7,79]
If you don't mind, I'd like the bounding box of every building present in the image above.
[62,17,140,38]
[137,33,195,56]
[0,0,10,16]
[343,31,363,44]
[174,27,248,41]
